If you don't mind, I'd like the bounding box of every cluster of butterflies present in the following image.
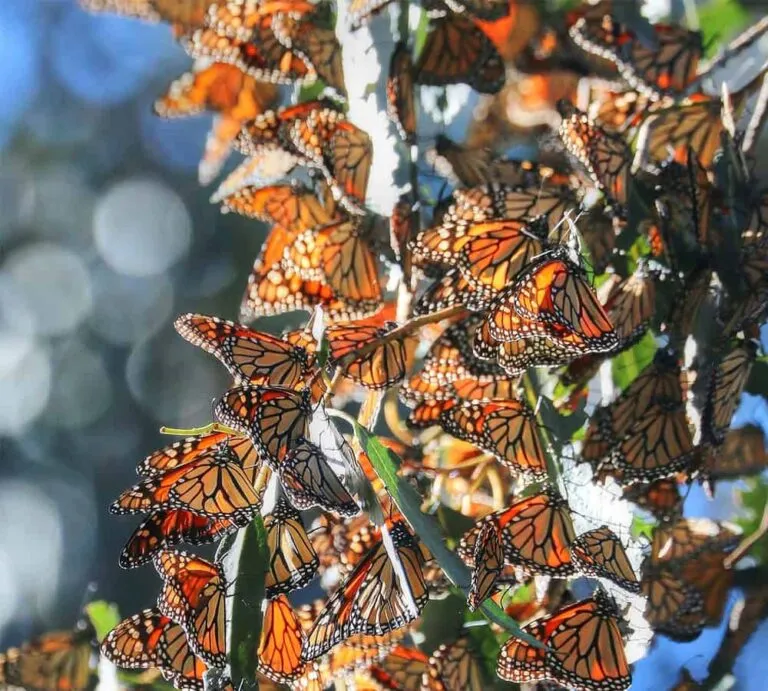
[6,0,766,690]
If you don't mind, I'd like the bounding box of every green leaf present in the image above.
[222,515,269,689]
[630,514,656,541]
[436,504,476,543]
[412,9,430,60]
[698,0,749,57]
[338,414,544,648]
[612,331,656,390]
[85,601,121,642]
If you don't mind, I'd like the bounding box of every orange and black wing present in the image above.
[278,438,359,516]
[214,385,312,464]
[264,497,320,597]
[415,15,505,94]
[119,508,246,569]
[175,313,311,389]
[571,526,640,593]
[258,594,307,685]
[302,521,427,660]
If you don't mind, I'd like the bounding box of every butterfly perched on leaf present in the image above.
[0,623,96,691]
[497,589,632,691]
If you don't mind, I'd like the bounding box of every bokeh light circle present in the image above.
[2,242,93,337]
[0,334,52,435]
[93,177,192,277]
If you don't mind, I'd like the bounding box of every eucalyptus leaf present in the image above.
[336,414,544,648]
[221,515,268,689]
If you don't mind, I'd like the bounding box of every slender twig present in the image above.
[724,500,768,569]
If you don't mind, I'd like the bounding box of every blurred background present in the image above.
[1,0,768,689]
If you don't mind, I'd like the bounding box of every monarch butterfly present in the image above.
[302,520,428,660]
[286,111,372,214]
[136,431,259,478]
[641,529,737,641]
[622,478,683,522]
[285,220,382,304]
[181,19,314,86]
[701,424,768,492]
[412,270,488,316]
[702,340,758,444]
[154,62,278,184]
[0,624,95,691]
[119,508,248,569]
[486,248,619,354]
[271,12,346,97]
[415,14,505,94]
[241,248,380,322]
[175,313,312,389]
[326,316,407,390]
[581,347,683,468]
[111,442,262,521]
[413,217,549,299]
[232,102,327,155]
[601,268,657,348]
[496,590,631,691]
[422,637,485,691]
[420,398,547,479]
[258,595,307,685]
[387,43,417,144]
[153,551,226,667]
[458,488,576,576]
[431,184,577,240]
[264,497,319,597]
[467,518,504,611]
[219,183,335,230]
[570,526,640,593]
[101,608,207,690]
[558,101,631,210]
[369,645,429,690]
[278,438,359,516]
[569,17,702,99]
[213,385,312,465]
